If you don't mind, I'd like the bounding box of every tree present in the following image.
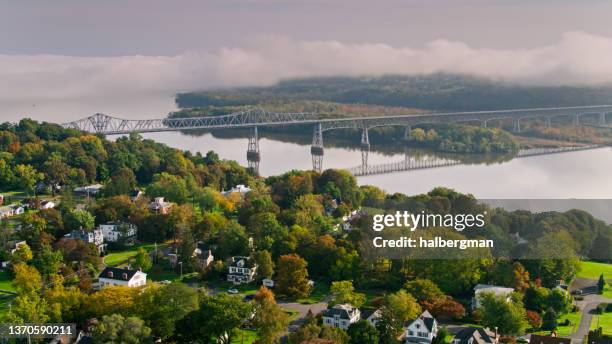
[275,254,311,299]
[546,288,572,314]
[542,308,558,330]
[403,279,445,303]
[92,314,154,344]
[104,167,137,196]
[511,262,530,292]
[43,156,70,195]
[150,283,199,339]
[347,320,379,344]
[252,250,274,281]
[14,164,43,195]
[146,172,190,204]
[64,209,95,230]
[424,298,465,320]
[598,273,606,294]
[12,262,42,295]
[12,243,33,263]
[133,248,152,272]
[84,286,137,318]
[526,310,543,330]
[383,290,421,323]
[479,292,527,335]
[253,287,290,344]
[175,294,252,344]
[32,244,63,277]
[330,280,366,308]
[432,327,450,344]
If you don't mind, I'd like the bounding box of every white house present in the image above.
[222,185,252,197]
[472,284,514,309]
[13,205,25,215]
[74,184,103,196]
[99,222,137,244]
[130,189,143,202]
[227,256,257,284]
[149,197,173,214]
[362,309,383,327]
[98,267,147,288]
[404,310,438,344]
[64,229,106,253]
[322,304,361,330]
[39,200,55,210]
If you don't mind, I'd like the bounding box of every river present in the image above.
[3,95,612,200]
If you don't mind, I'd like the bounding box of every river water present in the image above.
[3,94,612,200]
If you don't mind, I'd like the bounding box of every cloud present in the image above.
[2,31,612,105]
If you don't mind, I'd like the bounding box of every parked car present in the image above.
[228,288,239,294]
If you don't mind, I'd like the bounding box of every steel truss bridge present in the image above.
[62,105,612,174]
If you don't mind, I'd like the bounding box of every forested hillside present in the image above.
[176,74,612,112]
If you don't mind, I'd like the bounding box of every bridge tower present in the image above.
[404,125,412,140]
[360,127,370,168]
[545,117,552,128]
[311,123,324,173]
[481,121,487,128]
[513,118,522,133]
[247,126,260,175]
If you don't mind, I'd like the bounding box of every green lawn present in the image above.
[0,270,15,292]
[577,261,612,280]
[296,281,330,304]
[0,295,15,320]
[231,329,258,344]
[206,280,261,295]
[590,312,612,334]
[532,311,581,337]
[103,243,158,267]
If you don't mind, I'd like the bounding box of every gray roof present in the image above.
[453,327,498,344]
[323,304,357,320]
[98,267,139,281]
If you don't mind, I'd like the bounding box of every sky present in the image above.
[3,0,612,121]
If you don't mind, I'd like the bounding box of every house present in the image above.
[149,197,173,214]
[0,194,4,205]
[39,200,55,210]
[322,304,361,330]
[529,334,571,344]
[404,310,438,344]
[472,284,514,309]
[130,189,143,202]
[8,240,28,254]
[65,229,106,253]
[452,327,499,344]
[192,242,214,269]
[99,222,137,244]
[361,308,383,327]
[222,184,252,197]
[74,184,103,196]
[98,267,147,288]
[0,206,14,218]
[227,256,257,284]
[13,205,25,215]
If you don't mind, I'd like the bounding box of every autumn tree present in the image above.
[403,279,444,303]
[347,320,379,344]
[92,314,154,344]
[253,287,290,344]
[134,247,152,272]
[276,254,311,299]
[252,250,274,281]
[479,292,527,335]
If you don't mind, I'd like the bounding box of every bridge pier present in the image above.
[361,127,370,150]
[404,126,412,140]
[513,118,522,133]
[545,117,551,128]
[247,126,260,175]
[600,113,607,126]
[481,121,487,128]
[311,123,324,173]
[574,114,580,126]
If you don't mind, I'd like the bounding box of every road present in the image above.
[570,279,612,343]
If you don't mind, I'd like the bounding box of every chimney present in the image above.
[108,271,113,278]
[122,273,128,280]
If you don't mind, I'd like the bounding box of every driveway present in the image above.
[279,300,329,329]
[571,287,612,343]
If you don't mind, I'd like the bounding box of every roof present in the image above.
[361,309,381,320]
[98,267,143,281]
[323,304,357,320]
[229,256,255,268]
[530,334,571,344]
[453,327,498,344]
[474,284,514,295]
[405,310,436,332]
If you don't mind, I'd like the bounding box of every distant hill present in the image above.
[176,74,612,112]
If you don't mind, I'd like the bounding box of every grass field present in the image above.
[577,261,612,281]
[590,312,612,334]
[0,296,14,320]
[103,243,158,267]
[0,271,15,292]
[532,311,581,337]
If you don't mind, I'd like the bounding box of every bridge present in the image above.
[62,105,612,173]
